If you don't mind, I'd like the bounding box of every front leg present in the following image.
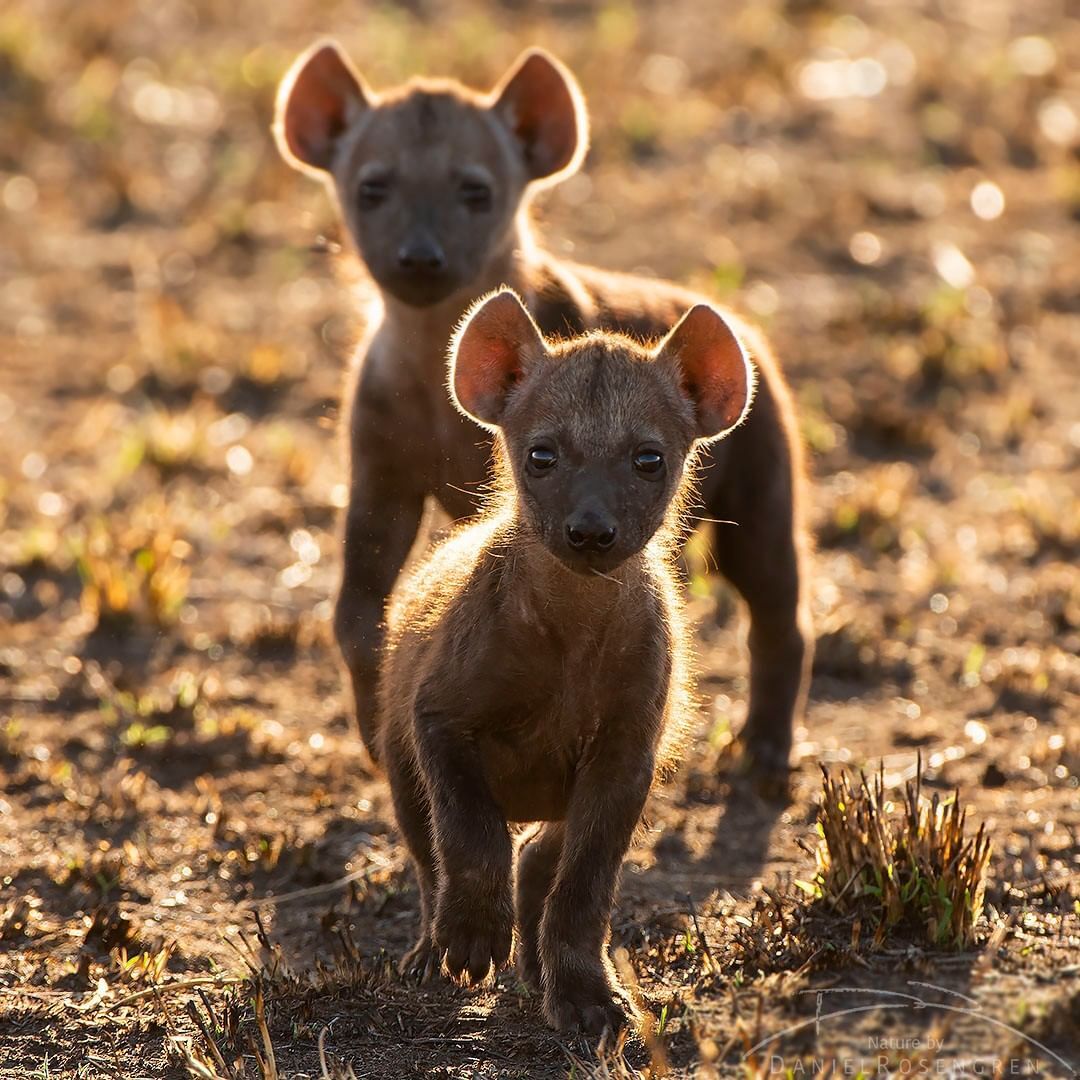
[335,483,424,762]
[540,730,657,1036]
[334,370,427,763]
[414,708,514,984]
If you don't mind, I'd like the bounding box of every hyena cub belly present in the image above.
[376,290,755,1035]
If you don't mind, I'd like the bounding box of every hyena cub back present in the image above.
[377,290,754,1035]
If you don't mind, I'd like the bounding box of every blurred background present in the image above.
[0,1,1077,1076]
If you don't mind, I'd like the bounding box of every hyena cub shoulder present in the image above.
[376,290,755,1035]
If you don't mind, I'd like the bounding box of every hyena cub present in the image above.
[376,290,754,1034]
[274,42,811,784]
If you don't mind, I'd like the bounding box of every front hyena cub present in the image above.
[275,41,811,782]
[376,291,754,1034]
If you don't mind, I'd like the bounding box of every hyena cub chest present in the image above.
[475,607,662,821]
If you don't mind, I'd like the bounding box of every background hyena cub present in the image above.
[376,290,755,1035]
[274,42,810,785]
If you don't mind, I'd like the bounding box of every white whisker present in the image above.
[589,567,625,587]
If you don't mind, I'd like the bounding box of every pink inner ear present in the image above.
[494,52,582,180]
[281,46,364,171]
[687,365,746,430]
[456,333,521,421]
[666,306,750,436]
[292,90,345,161]
[454,292,543,425]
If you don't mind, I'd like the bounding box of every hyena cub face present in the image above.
[275,42,587,308]
[452,292,756,574]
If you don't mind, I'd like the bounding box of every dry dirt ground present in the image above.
[1,1,1079,1077]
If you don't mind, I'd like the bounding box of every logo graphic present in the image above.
[744,980,1077,1077]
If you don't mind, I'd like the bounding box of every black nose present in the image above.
[397,237,446,273]
[565,517,617,553]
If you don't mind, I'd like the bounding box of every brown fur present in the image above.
[274,43,811,779]
[376,291,752,1033]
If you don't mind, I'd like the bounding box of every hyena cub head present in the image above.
[451,291,756,575]
[275,42,587,308]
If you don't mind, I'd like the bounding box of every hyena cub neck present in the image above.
[376,290,754,1035]
[275,40,582,335]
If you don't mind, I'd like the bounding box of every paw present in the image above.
[432,902,513,985]
[398,935,441,983]
[734,735,793,800]
[543,978,636,1036]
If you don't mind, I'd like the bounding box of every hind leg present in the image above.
[696,366,812,786]
[383,735,440,979]
[515,823,565,990]
[709,507,812,785]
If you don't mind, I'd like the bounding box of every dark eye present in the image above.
[460,179,493,212]
[358,178,390,210]
[527,446,557,473]
[633,450,664,475]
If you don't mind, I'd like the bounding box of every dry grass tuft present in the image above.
[181,994,364,1080]
[1,897,33,942]
[74,514,191,631]
[801,761,991,949]
[564,1028,645,1080]
[0,717,25,763]
[177,916,376,1079]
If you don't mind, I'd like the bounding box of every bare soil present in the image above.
[1,0,1078,1077]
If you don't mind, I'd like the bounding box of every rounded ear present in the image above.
[274,40,369,174]
[489,49,588,185]
[450,290,547,428]
[656,305,756,441]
